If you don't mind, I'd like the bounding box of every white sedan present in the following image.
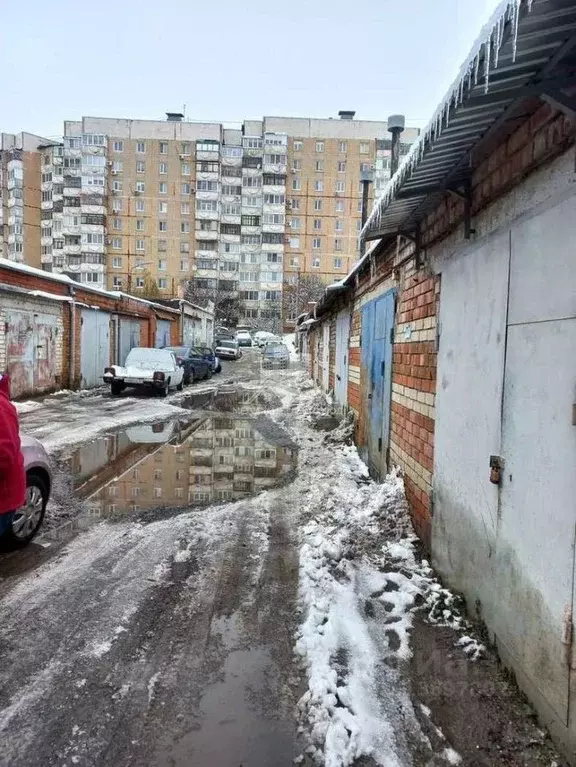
[103,347,184,397]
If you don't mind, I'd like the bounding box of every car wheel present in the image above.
[205,368,212,380]
[158,383,169,397]
[176,379,184,391]
[216,362,222,374]
[111,382,123,396]
[3,474,48,549]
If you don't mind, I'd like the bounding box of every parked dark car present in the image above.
[196,346,222,374]
[163,346,212,385]
[262,342,290,370]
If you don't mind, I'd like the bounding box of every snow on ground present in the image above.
[283,332,301,363]
[284,377,483,767]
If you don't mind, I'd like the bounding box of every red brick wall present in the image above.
[0,265,180,391]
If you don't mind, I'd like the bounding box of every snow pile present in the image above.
[290,382,482,766]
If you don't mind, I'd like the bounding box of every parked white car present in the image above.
[215,339,242,360]
[103,347,184,397]
[254,331,279,347]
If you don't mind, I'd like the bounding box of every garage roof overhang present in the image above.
[361,0,576,245]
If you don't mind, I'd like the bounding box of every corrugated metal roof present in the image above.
[363,0,576,242]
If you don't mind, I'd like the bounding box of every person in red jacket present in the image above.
[0,373,26,537]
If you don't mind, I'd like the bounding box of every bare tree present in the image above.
[182,279,245,328]
[283,273,326,321]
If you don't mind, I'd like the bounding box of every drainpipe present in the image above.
[180,300,185,344]
[388,114,405,177]
[359,167,374,258]
[68,284,76,388]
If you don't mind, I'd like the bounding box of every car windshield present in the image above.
[125,348,174,366]
[264,345,287,356]
[219,341,237,349]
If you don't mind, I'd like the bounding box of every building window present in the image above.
[336,181,345,193]
[136,200,145,213]
[159,141,168,154]
[159,162,168,174]
[136,141,146,153]
[112,218,121,230]
[158,278,167,289]
[159,182,167,194]
[315,160,324,172]
[336,200,344,213]
[136,239,145,251]
[112,180,123,192]
[181,202,190,215]
[313,218,321,230]
[158,240,167,252]
[112,161,123,172]
[291,198,300,210]
[181,163,191,176]
[314,199,322,212]
[290,256,299,267]
[360,142,369,154]
[290,217,301,229]
[316,141,324,153]
[159,201,168,213]
[313,238,321,249]
[264,193,285,205]
[158,259,167,270]
[136,161,145,173]
[334,239,342,251]
[242,214,260,227]
[159,221,167,232]
[136,219,144,231]
[289,237,300,249]
[135,181,145,193]
[357,200,363,213]
[112,276,122,288]
[181,183,191,195]
[294,140,303,151]
[357,220,362,232]
[135,277,144,288]
[335,219,343,232]
[334,257,343,269]
[339,141,347,153]
[112,199,122,212]
[181,221,190,233]
[338,161,346,172]
[314,180,323,192]
[292,159,301,171]
[180,259,189,271]
[180,242,190,253]
[113,140,123,152]
[312,257,320,268]
[112,257,122,268]
[112,237,122,249]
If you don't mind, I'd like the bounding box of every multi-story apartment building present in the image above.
[0,132,52,268]
[35,112,418,328]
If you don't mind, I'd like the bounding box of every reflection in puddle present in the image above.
[84,415,297,518]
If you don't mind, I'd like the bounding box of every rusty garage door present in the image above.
[80,309,111,388]
[6,309,61,398]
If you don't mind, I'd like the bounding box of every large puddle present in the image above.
[57,387,296,524]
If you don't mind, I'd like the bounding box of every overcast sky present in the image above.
[2,0,502,139]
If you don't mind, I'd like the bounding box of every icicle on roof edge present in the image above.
[361,0,530,240]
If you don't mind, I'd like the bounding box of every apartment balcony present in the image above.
[40,200,53,211]
[196,170,219,182]
[195,268,219,279]
[63,186,81,198]
[195,246,218,258]
[196,190,219,202]
[41,181,53,193]
[40,253,54,265]
[82,242,106,254]
[220,214,241,226]
[262,161,287,175]
[219,233,241,245]
[220,156,242,169]
[220,195,241,206]
[82,223,105,234]
[240,225,261,236]
[196,150,220,162]
[62,224,81,236]
[261,223,285,235]
[195,209,219,221]
[195,229,218,241]
[40,235,53,247]
[261,182,286,195]
[263,203,285,214]
[63,243,81,254]
[261,241,284,252]
[240,241,260,253]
